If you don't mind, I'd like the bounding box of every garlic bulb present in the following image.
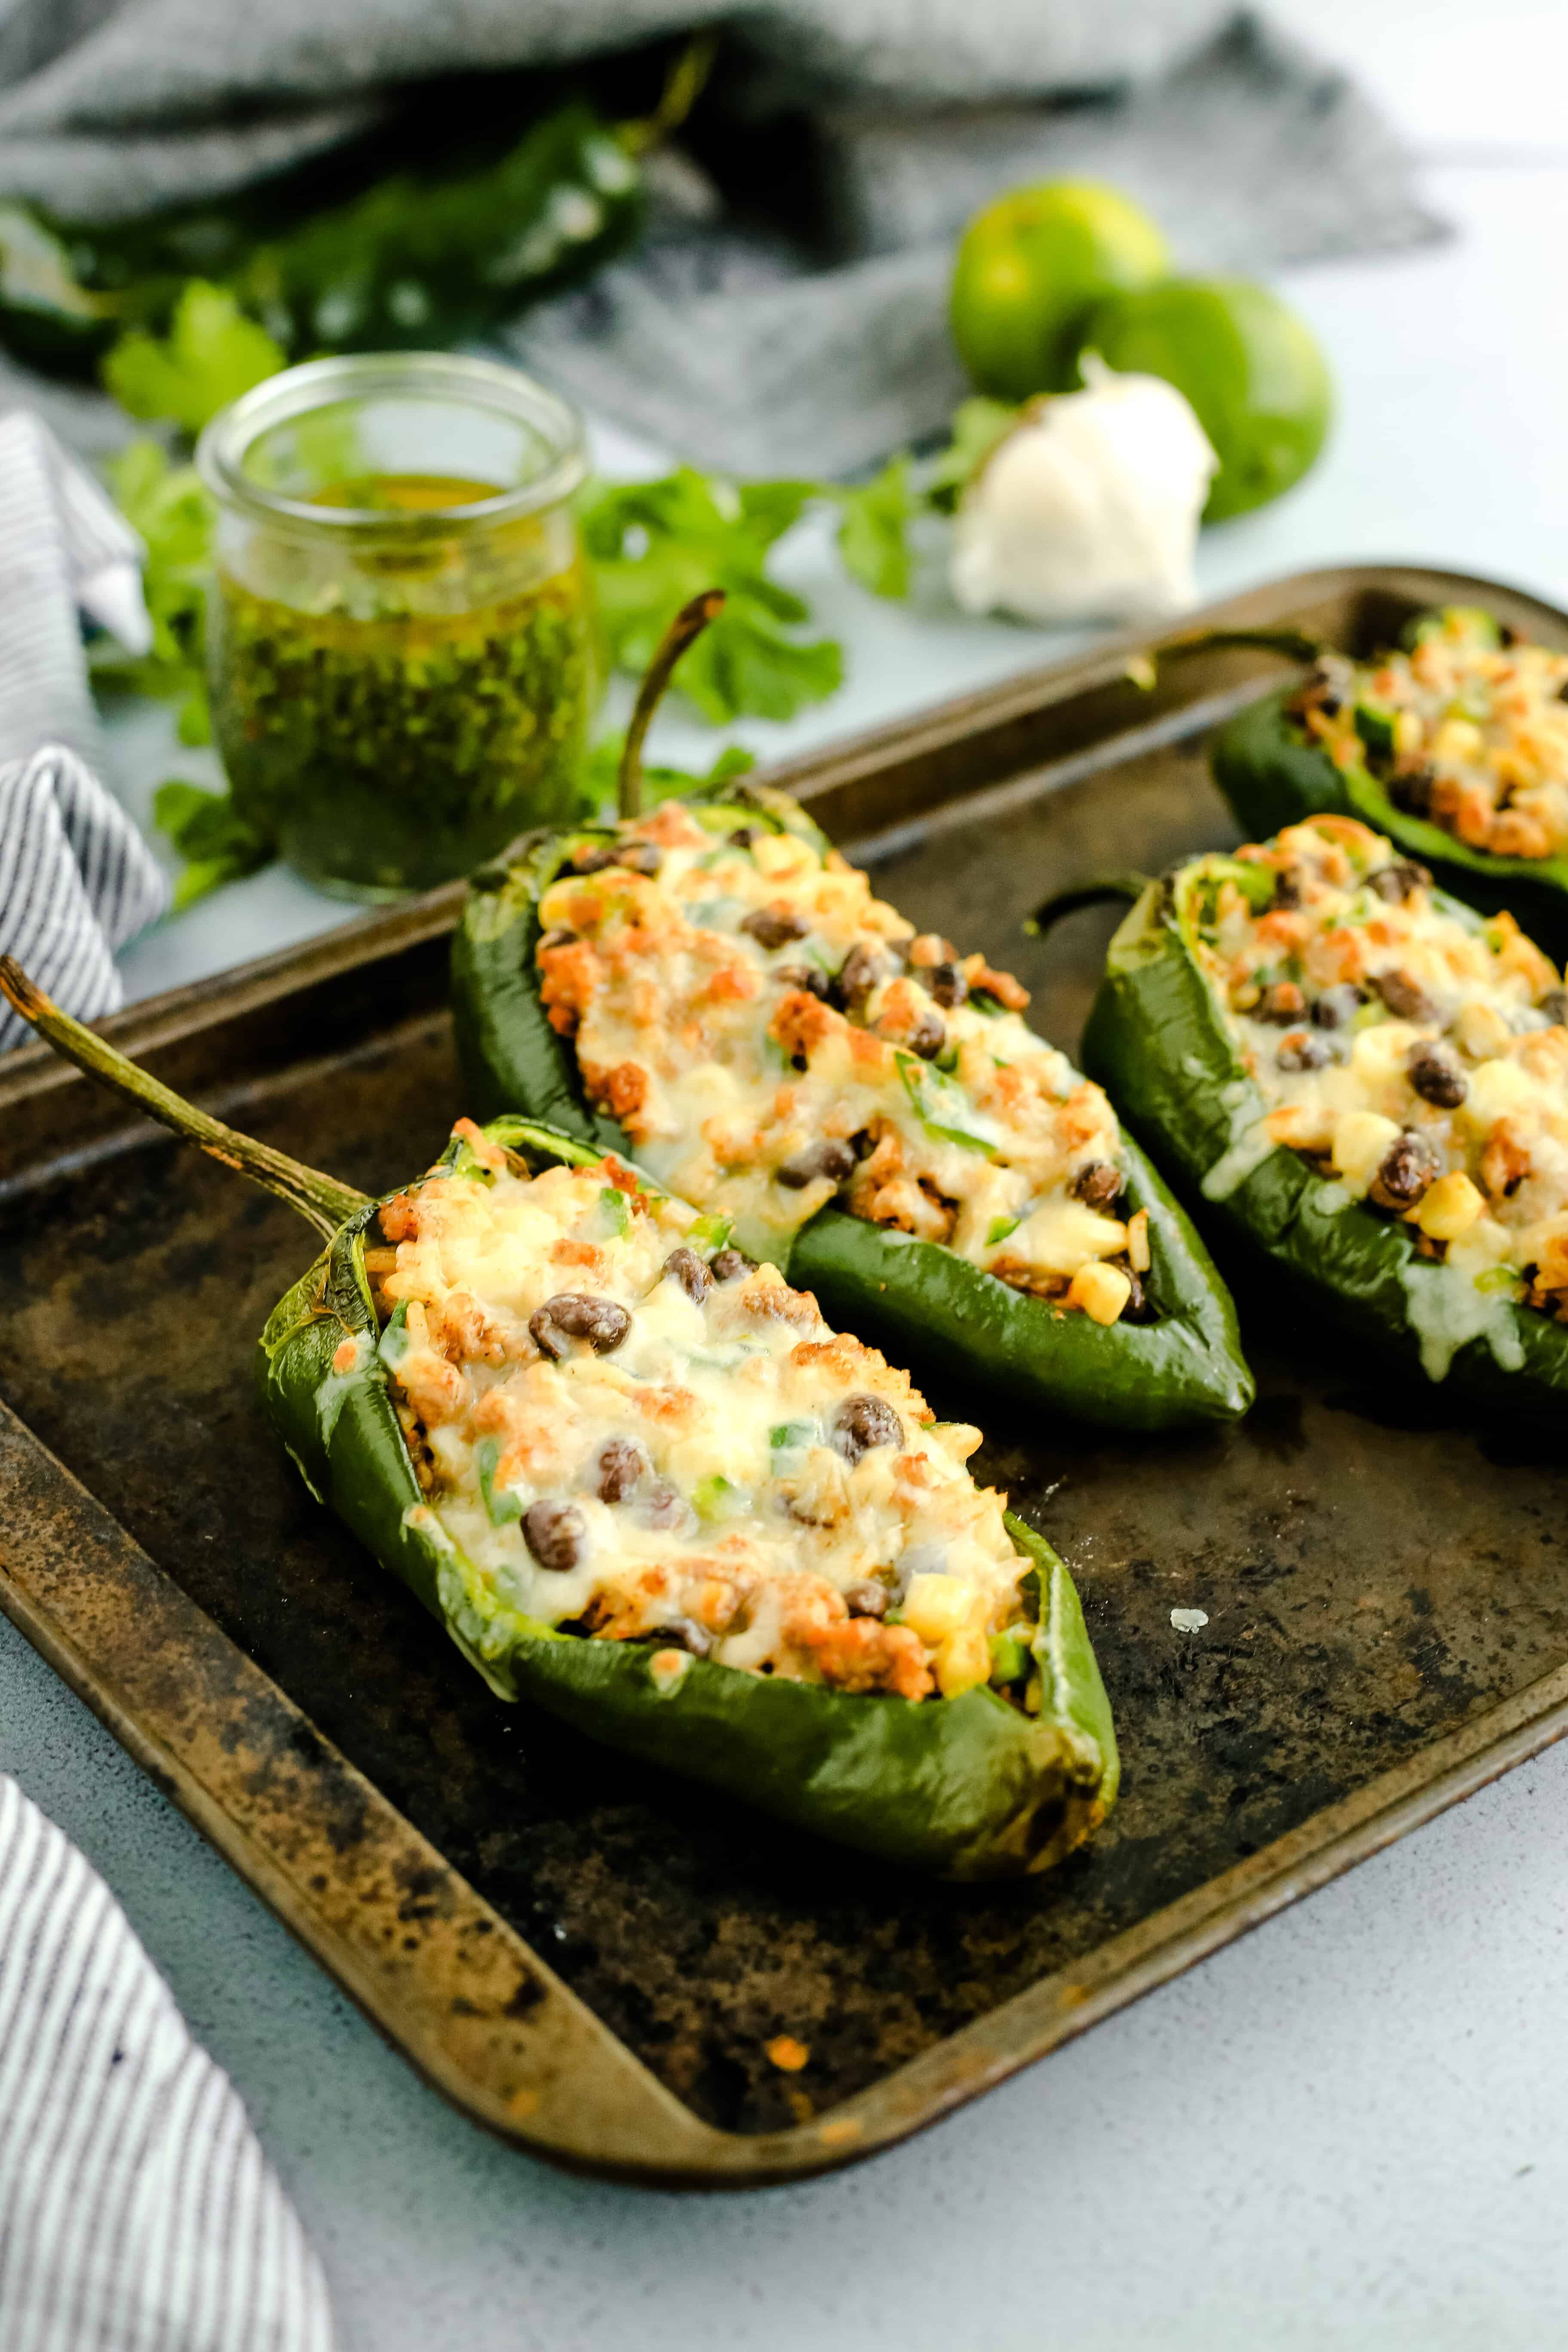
[949,358,1217,625]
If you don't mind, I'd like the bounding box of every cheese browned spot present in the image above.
[1188,816,1568,1320]
[534,803,1138,1316]
[1297,609,1568,861]
[371,1133,1037,1703]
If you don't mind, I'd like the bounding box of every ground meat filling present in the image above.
[1188,815,1568,1319]
[533,798,1144,1321]
[365,1123,1039,1705]
[1292,607,1568,862]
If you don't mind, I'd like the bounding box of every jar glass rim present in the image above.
[196,351,589,533]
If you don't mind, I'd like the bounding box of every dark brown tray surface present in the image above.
[5,564,1568,2183]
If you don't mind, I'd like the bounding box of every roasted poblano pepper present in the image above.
[1213,606,1568,959]
[1044,822,1568,1420]
[0,958,1118,1880]
[0,93,641,375]
[450,773,1254,1434]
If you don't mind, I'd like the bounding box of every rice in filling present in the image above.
[1188,816,1568,1317]
[535,797,1145,1324]
[1295,607,1568,861]
[365,1122,1037,1705]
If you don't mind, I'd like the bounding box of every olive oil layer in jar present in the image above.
[197,352,599,900]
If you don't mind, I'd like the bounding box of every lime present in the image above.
[949,181,1170,402]
[1078,277,1332,521]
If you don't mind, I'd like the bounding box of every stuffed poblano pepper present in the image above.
[450,631,1253,1434]
[1047,813,1568,1416]
[1213,606,1568,958]
[0,958,1118,1880]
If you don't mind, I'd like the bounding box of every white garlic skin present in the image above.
[949,359,1218,626]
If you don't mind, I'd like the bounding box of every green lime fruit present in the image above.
[1079,276,1333,522]
[949,180,1171,402]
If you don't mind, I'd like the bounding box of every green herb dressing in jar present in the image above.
[197,353,598,900]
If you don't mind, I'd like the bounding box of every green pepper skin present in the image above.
[1081,871,1568,1419]
[1213,678,1568,962]
[0,99,640,377]
[257,1114,1118,1879]
[451,791,1254,1432]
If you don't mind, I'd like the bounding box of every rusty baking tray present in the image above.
[5,563,1568,2187]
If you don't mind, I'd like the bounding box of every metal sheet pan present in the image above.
[4,564,1568,2186]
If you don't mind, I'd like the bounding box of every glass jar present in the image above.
[196,352,598,901]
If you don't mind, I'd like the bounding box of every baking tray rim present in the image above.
[5,556,1568,2184]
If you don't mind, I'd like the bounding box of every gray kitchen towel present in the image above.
[0,412,168,1051]
[0,1774,338,2352]
[0,3,1439,477]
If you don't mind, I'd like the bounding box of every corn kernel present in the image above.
[1415,1170,1485,1240]
[902,1572,971,1644]
[1126,1208,1151,1273]
[1066,1261,1132,1325]
[936,1627,992,1700]
[1330,1110,1403,1194]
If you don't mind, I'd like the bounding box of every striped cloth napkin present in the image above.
[0,410,169,1054]
[0,1778,339,2352]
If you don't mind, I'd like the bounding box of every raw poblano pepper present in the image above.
[0,957,1120,1881]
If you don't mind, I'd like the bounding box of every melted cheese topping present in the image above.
[368,1123,1033,1703]
[534,798,1138,1319]
[1188,817,1568,1337]
[1298,607,1568,860]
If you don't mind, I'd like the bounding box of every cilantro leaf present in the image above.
[153,779,274,909]
[836,456,913,599]
[579,468,842,723]
[88,441,214,738]
[101,281,286,434]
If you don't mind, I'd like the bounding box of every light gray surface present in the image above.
[6,7,1568,2344]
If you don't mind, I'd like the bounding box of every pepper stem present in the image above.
[0,957,369,1242]
[1026,875,1152,939]
[618,588,726,821]
[1157,625,1326,670]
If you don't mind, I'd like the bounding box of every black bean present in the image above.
[1071,1161,1122,1210]
[908,1012,946,1060]
[775,962,829,999]
[524,1501,585,1572]
[727,827,757,849]
[571,838,660,877]
[596,1439,644,1504]
[642,1616,713,1659]
[777,1138,857,1189]
[833,1393,903,1464]
[1312,984,1365,1029]
[1558,679,1568,705]
[1277,1031,1332,1072]
[1389,766,1436,819]
[833,943,884,1012]
[662,1246,712,1305]
[842,1581,889,1620]
[1257,981,1307,1024]
[925,962,968,1009]
[741,906,809,950]
[1369,860,1431,905]
[570,843,616,874]
[639,1477,687,1529]
[710,1247,757,1283]
[1371,968,1436,1023]
[1539,988,1568,1027]
[538,927,576,955]
[1272,870,1302,910]
[530,1293,631,1360]
[1369,1130,1440,1213]
[1408,1045,1467,1108]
